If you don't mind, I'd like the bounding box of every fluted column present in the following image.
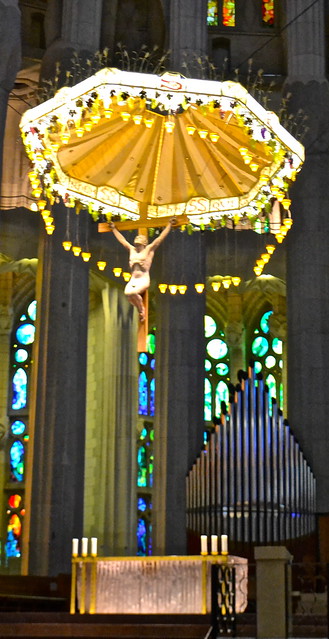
[284,0,329,512]
[24,205,89,575]
[153,231,205,555]
[169,0,208,74]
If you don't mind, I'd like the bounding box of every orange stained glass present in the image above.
[8,513,21,537]
[262,0,274,25]
[8,494,21,509]
[207,0,219,26]
[223,0,235,26]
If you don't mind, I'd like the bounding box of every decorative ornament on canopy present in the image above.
[20,68,304,233]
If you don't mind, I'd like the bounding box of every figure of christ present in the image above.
[110,219,175,322]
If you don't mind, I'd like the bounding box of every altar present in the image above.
[71,555,248,615]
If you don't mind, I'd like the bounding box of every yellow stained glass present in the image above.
[262,0,274,25]
[223,0,235,26]
[207,0,218,26]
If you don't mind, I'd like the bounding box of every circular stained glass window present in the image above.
[27,300,37,321]
[204,315,217,338]
[137,497,147,512]
[16,323,35,345]
[205,359,211,371]
[266,374,277,398]
[207,338,228,360]
[139,353,148,366]
[216,362,229,376]
[8,494,21,509]
[272,338,283,354]
[254,361,262,373]
[265,355,276,369]
[11,421,26,435]
[252,336,269,357]
[260,311,273,334]
[15,349,28,363]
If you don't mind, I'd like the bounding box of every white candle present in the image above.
[81,537,88,557]
[221,534,228,554]
[91,537,97,557]
[200,535,208,555]
[72,538,79,556]
[211,534,218,554]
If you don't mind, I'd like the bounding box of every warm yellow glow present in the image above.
[243,155,252,165]
[50,142,59,152]
[84,122,92,132]
[30,203,39,212]
[104,108,113,119]
[61,132,70,144]
[37,200,47,210]
[113,267,122,277]
[76,127,84,137]
[158,283,167,293]
[198,130,208,139]
[186,125,196,135]
[144,118,154,128]
[283,217,293,229]
[43,149,52,159]
[282,198,291,210]
[90,113,100,124]
[178,284,187,294]
[97,260,107,271]
[256,259,264,267]
[276,191,284,202]
[266,244,276,254]
[133,114,143,125]
[249,162,259,172]
[62,240,72,251]
[239,147,248,156]
[232,276,241,286]
[72,245,82,256]
[270,185,279,196]
[46,224,55,235]
[254,266,262,276]
[121,112,131,122]
[209,132,219,142]
[195,283,205,293]
[169,284,178,294]
[222,278,231,289]
[28,170,38,181]
[81,251,91,262]
[261,253,270,264]
[275,233,284,243]
[44,216,54,226]
[122,272,131,282]
[32,187,42,198]
[41,209,51,218]
[164,121,175,133]
[211,281,221,292]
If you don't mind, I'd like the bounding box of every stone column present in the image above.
[255,546,293,638]
[169,0,208,75]
[153,231,205,555]
[225,293,245,382]
[24,205,89,576]
[284,0,329,514]
[0,1,21,194]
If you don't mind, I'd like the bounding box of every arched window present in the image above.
[204,315,230,421]
[207,0,219,26]
[6,299,37,559]
[249,309,283,414]
[222,0,235,27]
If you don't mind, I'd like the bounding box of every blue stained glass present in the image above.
[216,362,229,375]
[252,336,268,357]
[137,518,147,555]
[204,378,212,421]
[27,300,37,321]
[204,315,217,338]
[10,441,24,482]
[260,310,273,334]
[137,446,147,487]
[139,353,148,366]
[254,361,262,373]
[150,358,155,370]
[138,497,147,512]
[215,381,229,414]
[139,427,147,441]
[16,323,35,345]
[138,371,148,415]
[19,315,26,321]
[15,349,28,363]
[11,420,26,435]
[12,368,27,409]
[207,338,228,360]
[150,378,155,417]
[6,529,20,558]
[149,453,154,487]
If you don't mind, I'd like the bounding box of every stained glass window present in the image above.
[223,0,235,26]
[138,331,155,416]
[137,494,152,556]
[207,0,219,26]
[12,368,27,410]
[204,315,230,421]
[249,310,284,415]
[137,422,153,555]
[262,0,274,25]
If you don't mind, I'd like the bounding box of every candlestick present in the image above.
[91,537,97,557]
[72,538,79,557]
[81,537,88,557]
[211,534,218,555]
[221,534,228,555]
[200,535,208,556]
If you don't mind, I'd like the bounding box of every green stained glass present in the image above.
[260,310,273,334]
[215,381,229,414]
[280,383,284,409]
[216,362,229,376]
[15,349,28,363]
[222,0,235,26]
[204,378,212,421]
[137,446,147,487]
[207,338,228,360]
[205,359,211,372]
[139,427,147,441]
[204,315,217,338]
[272,338,283,355]
[27,300,37,321]
[265,355,276,369]
[254,361,262,373]
[279,359,283,369]
[10,441,24,482]
[207,0,218,26]
[252,336,268,357]
[16,323,35,345]
[266,374,277,401]
[146,333,156,354]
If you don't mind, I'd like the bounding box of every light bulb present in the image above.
[62,240,72,251]
[97,260,107,271]
[113,267,122,277]
[158,283,167,293]
[194,283,204,293]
